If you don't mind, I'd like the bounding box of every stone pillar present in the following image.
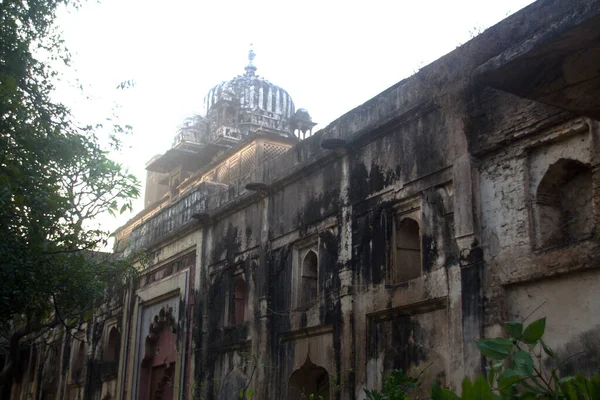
[200,224,213,400]
[255,193,271,399]
[453,154,484,379]
[337,152,355,399]
[188,230,204,400]
[588,119,600,233]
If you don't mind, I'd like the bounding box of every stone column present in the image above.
[255,193,271,399]
[453,154,484,379]
[337,151,355,399]
[588,119,600,233]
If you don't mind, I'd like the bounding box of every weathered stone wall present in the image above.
[16,2,600,399]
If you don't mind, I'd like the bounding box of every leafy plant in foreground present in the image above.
[432,317,600,399]
[364,368,421,400]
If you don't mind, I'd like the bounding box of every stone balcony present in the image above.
[172,129,206,150]
[127,181,227,252]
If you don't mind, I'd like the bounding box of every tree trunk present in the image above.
[0,319,57,398]
[0,327,25,399]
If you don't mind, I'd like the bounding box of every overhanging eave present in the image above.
[474,4,600,120]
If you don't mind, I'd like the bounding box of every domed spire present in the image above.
[244,44,257,77]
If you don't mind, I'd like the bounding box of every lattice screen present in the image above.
[229,156,240,183]
[263,143,289,162]
[240,145,256,178]
[215,164,228,183]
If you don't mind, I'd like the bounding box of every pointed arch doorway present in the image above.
[287,359,330,400]
[139,306,177,400]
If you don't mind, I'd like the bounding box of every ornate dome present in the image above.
[204,69,295,121]
[202,48,297,140]
[189,47,315,145]
[294,108,312,121]
[204,76,295,119]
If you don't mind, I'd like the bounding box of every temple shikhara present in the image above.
[11,1,600,399]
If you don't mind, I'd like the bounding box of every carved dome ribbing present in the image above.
[204,74,295,119]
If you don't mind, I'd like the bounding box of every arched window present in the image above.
[71,340,85,384]
[301,251,318,307]
[233,278,247,326]
[534,159,593,248]
[394,217,422,282]
[105,327,120,363]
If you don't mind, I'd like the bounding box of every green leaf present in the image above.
[431,382,460,400]
[487,364,496,387]
[504,321,523,339]
[462,377,475,399]
[477,338,513,360]
[562,381,579,400]
[558,376,575,385]
[522,317,546,344]
[517,391,539,399]
[503,368,519,378]
[540,339,555,359]
[498,374,520,396]
[511,351,534,377]
[119,202,129,214]
[473,375,493,400]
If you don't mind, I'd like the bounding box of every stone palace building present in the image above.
[10,0,600,398]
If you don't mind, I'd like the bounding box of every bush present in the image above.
[368,318,600,399]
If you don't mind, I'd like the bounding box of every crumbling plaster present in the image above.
[16,2,600,399]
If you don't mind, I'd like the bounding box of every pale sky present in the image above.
[54,0,535,240]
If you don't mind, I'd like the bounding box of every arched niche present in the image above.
[139,306,177,400]
[14,345,37,385]
[301,250,318,307]
[105,327,121,363]
[220,369,248,400]
[71,340,85,384]
[534,158,593,248]
[233,278,247,326]
[287,359,330,400]
[393,217,422,282]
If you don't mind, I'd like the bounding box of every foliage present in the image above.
[364,369,421,400]
[0,0,141,395]
[430,317,600,399]
[239,387,255,399]
[367,318,600,400]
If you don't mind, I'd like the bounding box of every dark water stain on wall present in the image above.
[348,161,400,205]
[387,316,427,372]
[549,324,600,376]
[319,229,345,400]
[266,246,294,398]
[422,235,438,274]
[61,334,71,378]
[353,204,394,288]
[368,315,427,373]
[212,223,242,265]
[459,240,485,374]
[297,189,341,236]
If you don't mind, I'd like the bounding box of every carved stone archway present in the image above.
[287,358,330,400]
[139,306,178,400]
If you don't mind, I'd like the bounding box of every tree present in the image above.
[0,0,141,396]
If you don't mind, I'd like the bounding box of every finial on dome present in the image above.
[245,43,257,77]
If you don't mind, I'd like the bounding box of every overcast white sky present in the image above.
[55,0,535,239]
